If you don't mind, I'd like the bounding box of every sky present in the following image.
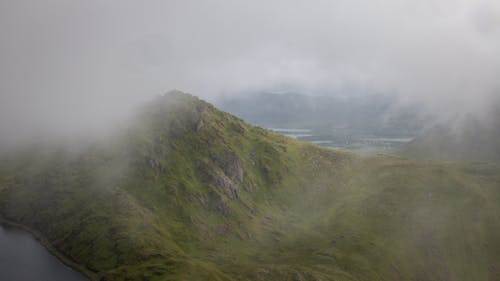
[0,0,499,145]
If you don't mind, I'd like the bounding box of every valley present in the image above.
[216,93,419,155]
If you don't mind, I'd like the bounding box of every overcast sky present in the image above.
[0,0,499,144]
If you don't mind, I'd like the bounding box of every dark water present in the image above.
[0,225,88,281]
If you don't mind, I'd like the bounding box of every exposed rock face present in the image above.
[211,151,244,182]
[211,172,239,199]
[207,191,232,216]
[209,151,244,200]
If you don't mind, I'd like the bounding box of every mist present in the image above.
[1,0,499,146]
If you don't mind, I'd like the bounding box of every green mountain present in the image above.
[1,91,500,281]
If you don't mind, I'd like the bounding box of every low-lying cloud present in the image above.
[1,0,499,145]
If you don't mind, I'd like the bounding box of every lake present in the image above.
[0,224,88,281]
[268,127,414,155]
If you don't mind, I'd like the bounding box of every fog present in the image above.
[1,0,499,146]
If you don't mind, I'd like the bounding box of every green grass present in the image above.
[1,91,500,281]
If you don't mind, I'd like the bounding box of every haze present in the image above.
[1,0,499,146]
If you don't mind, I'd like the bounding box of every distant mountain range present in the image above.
[217,92,500,163]
[215,92,430,154]
[1,91,500,280]
[215,92,427,137]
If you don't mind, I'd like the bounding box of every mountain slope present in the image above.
[401,106,500,163]
[1,91,500,281]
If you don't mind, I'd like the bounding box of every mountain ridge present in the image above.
[1,91,500,281]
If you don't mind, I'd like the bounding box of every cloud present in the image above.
[0,0,499,144]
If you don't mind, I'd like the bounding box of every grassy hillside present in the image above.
[401,108,500,163]
[1,91,500,281]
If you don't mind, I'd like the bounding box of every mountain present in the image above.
[1,91,500,281]
[215,92,426,136]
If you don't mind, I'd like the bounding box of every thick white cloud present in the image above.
[0,0,499,144]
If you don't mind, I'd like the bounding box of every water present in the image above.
[0,225,88,281]
[268,127,414,154]
[269,128,313,139]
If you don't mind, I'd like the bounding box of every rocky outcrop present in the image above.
[210,151,244,182]
[208,150,245,200]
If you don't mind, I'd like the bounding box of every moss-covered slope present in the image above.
[1,91,500,281]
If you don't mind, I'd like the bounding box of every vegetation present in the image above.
[1,91,499,281]
[401,106,500,163]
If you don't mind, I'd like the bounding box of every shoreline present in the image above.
[0,217,100,281]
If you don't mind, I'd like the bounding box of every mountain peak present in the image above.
[130,90,215,136]
[2,92,500,281]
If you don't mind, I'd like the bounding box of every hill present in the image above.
[1,91,500,281]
